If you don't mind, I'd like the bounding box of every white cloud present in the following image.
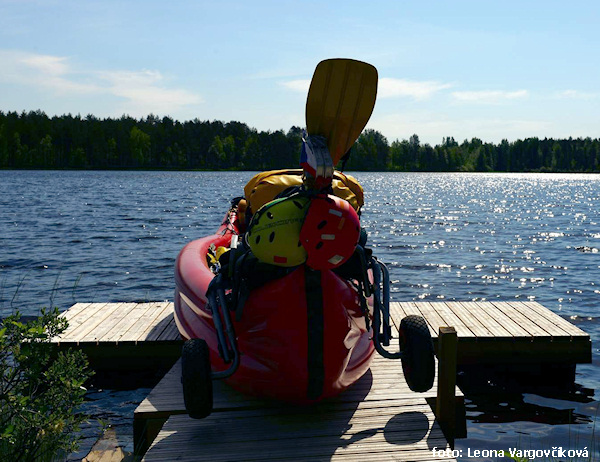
[452,89,528,104]
[279,79,311,93]
[281,76,452,100]
[98,69,202,116]
[0,49,99,95]
[378,78,452,100]
[21,54,70,76]
[0,49,202,116]
[557,89,599,100]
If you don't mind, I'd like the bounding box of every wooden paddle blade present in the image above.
[306,59,378,165]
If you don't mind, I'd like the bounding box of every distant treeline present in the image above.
[1,110,599,172]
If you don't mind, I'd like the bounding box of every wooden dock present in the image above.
[391,301,591,365]
[137,355,462,461]
[54,301,181,370]
[52,300,590,461]
[54,300,591,370]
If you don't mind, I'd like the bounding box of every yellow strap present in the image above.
[306,59,378,165]
[215,246,229,260]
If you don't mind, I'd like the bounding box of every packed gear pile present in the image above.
[205,166,376,343]
[178,60,435,420]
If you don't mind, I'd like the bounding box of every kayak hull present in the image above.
[174,211,374,403]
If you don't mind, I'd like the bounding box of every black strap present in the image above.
[304,267,324,401]
[339,149,351,172]
[358,280,371,332]
[235,278,250,322]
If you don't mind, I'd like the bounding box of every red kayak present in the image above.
[174,206,375,404]
[173,59,435,419]
[174,194,436,420]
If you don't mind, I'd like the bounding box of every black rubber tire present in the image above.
[399,315,435,392]
[181,338,213,419]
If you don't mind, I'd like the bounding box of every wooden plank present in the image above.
[428,302,475,338]
[144,438,451,462]
[507,302,570,337]
[491,301,550,337]
[156,318,180,342]
[459,301,512,337]
[389,301,407,330]
[414,302,449,333]
[444,301,493,338]
[59,302,105,335]
[57,303,111,342]
[74,303,127,339]
[100,302,161,343]
[54,302,94,343]
[145,432,448,461]
[144,408,440,440]
[158,398,436,422]
[147,316,176,342]
[526,301,590,337]
[278,454,453,462]
[58,302,94,322]
[119,302,171,343]
[143,410,450,462]
[75,303,134,344]
[80,302,138,344]
[138,385,444,415]
[514,301,588,338]
[139,392,440,418]
[140,305,175,342]
[475,301,532,338]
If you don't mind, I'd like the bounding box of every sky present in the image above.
[0,0,599,145]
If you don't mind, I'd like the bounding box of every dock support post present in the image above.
[133,416,168,457]
[436,326,457,447]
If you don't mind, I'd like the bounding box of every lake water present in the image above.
[1,170,599,459]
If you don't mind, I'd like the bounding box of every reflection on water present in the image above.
[455,370,598,460]
[1,170,599,459]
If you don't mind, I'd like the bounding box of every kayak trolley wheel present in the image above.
[399,315,435,392]
[181,338,213,419]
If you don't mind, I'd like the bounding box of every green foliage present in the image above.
[129,126,151,167]
[345,129,390,170]
[0,308,92,462]
[0,110,599,172]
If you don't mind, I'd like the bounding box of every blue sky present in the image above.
[1,0,598,145]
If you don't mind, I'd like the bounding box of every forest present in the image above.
[1,110,599,172]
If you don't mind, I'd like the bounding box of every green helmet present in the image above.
[246,195,310,267]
